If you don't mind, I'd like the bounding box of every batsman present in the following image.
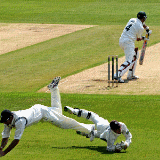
[115,11,152,83]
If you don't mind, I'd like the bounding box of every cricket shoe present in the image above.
[114,73,118,80]
[48,76,61,89]
[114,74,124,83]
[118,77,124,83]
[64,106,74,114]
[89,126,95,142]
[114,76,118,80]
[127,75,139,80]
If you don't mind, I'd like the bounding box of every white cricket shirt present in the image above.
[100,122,132,152]
[1,104,47,140]
[120,18,144,43]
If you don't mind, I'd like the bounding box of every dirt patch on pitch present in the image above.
[0,23,94,55]
[41,43,160,95]
[0,23,160,95]
[39,43,160,95]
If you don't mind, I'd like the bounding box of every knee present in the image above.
[133,47,139,61]
[120,61,131,67]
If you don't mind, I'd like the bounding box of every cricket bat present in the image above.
[139,31,151,65]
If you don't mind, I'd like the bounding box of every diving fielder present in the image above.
[64,106,132,152]
[116,11,151,83]
[0,77,93,157]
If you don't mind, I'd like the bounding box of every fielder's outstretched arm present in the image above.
[3,139,19,156]
[0,138,9,150]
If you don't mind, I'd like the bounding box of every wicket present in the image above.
[108,55,118,88]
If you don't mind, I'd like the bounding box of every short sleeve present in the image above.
[14,119,26,139]
[2,124,11,138]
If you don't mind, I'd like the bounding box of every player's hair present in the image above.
[110,120,121,130]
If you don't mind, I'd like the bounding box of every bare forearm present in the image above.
[137,37,142,41]
[143,24,150,32]
[0,138,9,150]
[4,139,19,155]
[143,24,147,29]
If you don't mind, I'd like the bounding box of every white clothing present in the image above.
[118,18,144,78]
[2,87,92,140]
[119,40,135,63]
[100,122,132,152]
[127,49,139,78]
[74,109,132,152]
[120,18,144,43]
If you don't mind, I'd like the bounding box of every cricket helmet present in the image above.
[0,110,12,123]
[137,11,147,20]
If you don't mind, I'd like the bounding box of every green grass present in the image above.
[0,25,160,92]
[0,93,160,160]
[0,0,160,93]
[0,0,160,25]
[0,0,160,159]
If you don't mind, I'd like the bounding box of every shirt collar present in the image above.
[137,18,143,24]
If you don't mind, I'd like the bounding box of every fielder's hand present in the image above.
[115,143,122,152]
[120,141,128,150]
[0,150,5,157]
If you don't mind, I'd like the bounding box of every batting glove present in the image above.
[148,30,152,36]
[142,36,149,41]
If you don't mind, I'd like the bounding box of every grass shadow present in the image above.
[52,146,126,154]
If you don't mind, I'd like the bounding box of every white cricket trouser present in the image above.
[118,38,138,77]
[73,109,110,137]
[32,87,92,133]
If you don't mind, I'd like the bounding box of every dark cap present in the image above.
[0,110,12,123]
[137,11,147,19]
[110,120,121,130]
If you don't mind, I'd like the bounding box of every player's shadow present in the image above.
[124,79,129,83]
[52,146,126,154]
[124,78,139,83]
